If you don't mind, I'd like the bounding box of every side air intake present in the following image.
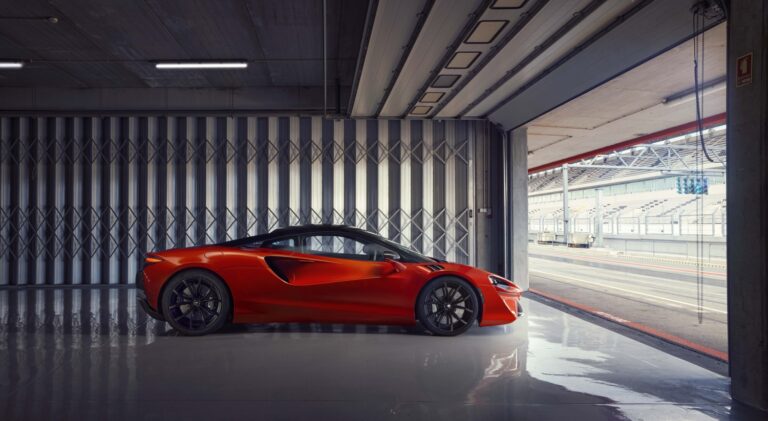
[424,264,444,272]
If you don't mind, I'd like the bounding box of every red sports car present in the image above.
[137,225,523,336]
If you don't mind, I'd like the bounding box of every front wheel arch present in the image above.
[414,275,484,324]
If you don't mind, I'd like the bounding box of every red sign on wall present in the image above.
[736,53,753,87]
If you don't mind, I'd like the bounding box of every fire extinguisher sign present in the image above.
[736,52,753,87]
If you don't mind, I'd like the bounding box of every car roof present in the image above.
[217,224,375,247]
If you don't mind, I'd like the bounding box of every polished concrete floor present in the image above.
[0,287,761,420]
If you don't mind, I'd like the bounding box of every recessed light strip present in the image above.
[155,62,248,69]
[0,61,24,69]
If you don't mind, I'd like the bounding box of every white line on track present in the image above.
[530,250,727,279]
[530,269,727,315]
[529,257,728,300]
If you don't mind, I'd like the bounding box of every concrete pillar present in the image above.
[505,127,529,290]
[595,188,604,247]
[721,208,726,238]
[727,0,768,411]
[562,165,570,245]
[474,122,505,275]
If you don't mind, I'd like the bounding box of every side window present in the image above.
[302,235,370,260]
[261,237,298,251]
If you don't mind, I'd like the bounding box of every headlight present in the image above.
[488,274,513,287]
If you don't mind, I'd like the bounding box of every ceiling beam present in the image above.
[459,0,609,118]
[429,0,549,118]
[0,86,351,114]
[398,0,493,119]
[528,112,727,173]
[372,0,435,118]
[346,0,379,117]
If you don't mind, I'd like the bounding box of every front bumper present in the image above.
[478,278,523,326]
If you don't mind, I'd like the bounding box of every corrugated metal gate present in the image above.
[0,116,487,285]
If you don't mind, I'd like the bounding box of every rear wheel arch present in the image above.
[157,267,235,321]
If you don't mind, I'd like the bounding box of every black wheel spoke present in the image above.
[430,291,440,303]
[441,283,450,299]
[447,286,458,301]
[200,305,218,319]
[453,295,469,304]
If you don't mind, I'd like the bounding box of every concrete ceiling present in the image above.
[0,0,368,111]
[526,23,726,170]
[350,0,723,123]
[0,0,725,118]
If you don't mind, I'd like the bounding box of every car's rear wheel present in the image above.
[417,277,478,336]
[160,270,230,336]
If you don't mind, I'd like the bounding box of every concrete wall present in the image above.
[727,0,768,411]
[602,236,725,260]
[506,127,529,289]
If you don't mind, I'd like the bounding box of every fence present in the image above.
[530,212,727,238]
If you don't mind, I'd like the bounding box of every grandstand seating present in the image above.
[528,128,727,236]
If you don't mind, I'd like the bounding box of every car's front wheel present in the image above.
[417,277,479,336]
[160,269,231,336]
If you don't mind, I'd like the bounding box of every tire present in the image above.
[160,269,231,336]
[417,276,479,336]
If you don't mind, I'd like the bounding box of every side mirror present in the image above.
[381,250,400,261]
[383,253,406,273]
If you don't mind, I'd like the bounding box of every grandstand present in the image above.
[528,126,728,253]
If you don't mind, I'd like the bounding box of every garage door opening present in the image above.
[524,22,728,362]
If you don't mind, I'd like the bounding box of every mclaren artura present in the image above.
[137,225,523,336]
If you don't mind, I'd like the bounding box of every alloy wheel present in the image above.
[420,278,478,335]
[168,277,223,332]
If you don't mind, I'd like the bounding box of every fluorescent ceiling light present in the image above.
[465,20,508,44]
[155,61,248,69]
[446,52,481,69]
[662,79,726,107]
[492,0,528,9]
[0,61,24,69]
[411,105,433,115]
[421,92,445,103]
[431,74,460,88]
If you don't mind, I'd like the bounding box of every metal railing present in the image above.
[530,212,727,238]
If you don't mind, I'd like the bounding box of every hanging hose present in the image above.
[692,5,716,163]
[691,1,713,324]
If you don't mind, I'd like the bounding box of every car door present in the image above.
[288,233,392,285]
[263,232,415,323]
